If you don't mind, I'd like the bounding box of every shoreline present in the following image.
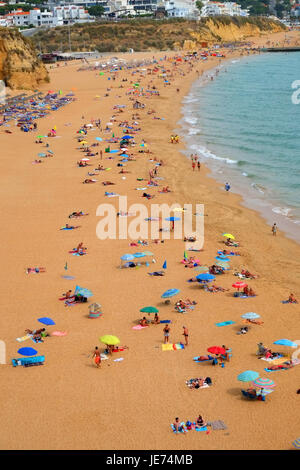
[178,53,300,245]
[0,30,300,450]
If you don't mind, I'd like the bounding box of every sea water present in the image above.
[181,52,300,242]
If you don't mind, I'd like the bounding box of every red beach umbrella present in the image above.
[232,281,248,291]
[207,346,226,355]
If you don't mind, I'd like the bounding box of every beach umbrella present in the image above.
[100,335,120,346]
[162,260,167,269]
[121,254,134,261]
[122,135,133,139]
[196,273,215,282]
[252,378,275,389]
[215,261,230,268]
[142,251,153,256]
[81,158,90,161]
[95,137,103,142]
[18,347,37,356]
[38,153,46,157]
[241,312,260,320]
[207,346,226,355]
[38,317,55,326]
[140,306,159,314]
[237,370,259,383]
[74,285,93,298]
[292,438,300,449]
[273,339,298,348]
[216,256,230,262]
[133,252,146,258]
[47,150,54,155]
[232,281,247,291]
[223,233,235,239]
[165,216,180,230]
[161,288,180,299]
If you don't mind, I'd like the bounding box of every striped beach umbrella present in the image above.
[292,438,300,449]
[252,378,275,389]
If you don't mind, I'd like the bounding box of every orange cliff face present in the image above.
[0,27,49,89]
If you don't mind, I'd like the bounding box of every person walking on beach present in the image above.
[192,161,196,171]
[225,182,231,192]
[197,160,201,172]
[92,346,101,368]
[163,324,170,344]
[272,223,277,236]
[182,326,189,346]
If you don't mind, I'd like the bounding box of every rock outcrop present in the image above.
[0,28,49,89]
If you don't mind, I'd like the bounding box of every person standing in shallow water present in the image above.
[272,223,277,236]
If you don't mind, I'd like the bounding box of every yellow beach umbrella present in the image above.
[100,335,120,346]
[223,233,235,240]
[81,141,88,145]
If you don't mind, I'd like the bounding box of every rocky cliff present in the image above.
[0,28,49,89]
[178,17,285,50]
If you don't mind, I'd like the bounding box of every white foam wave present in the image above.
[251,183,265,194]
[190,145,237,165]
[185,116,198,125]
[272,206,292,217]
[242,172,248,176]
[188,128,199,135]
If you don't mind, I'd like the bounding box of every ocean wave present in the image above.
[190,145,237,165]
[188,128,199,135]
[184,116,198,125]
[272,206,292,217]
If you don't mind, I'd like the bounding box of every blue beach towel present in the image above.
[195,426,208,432]
[215,321,236,327]
[160,320,171,324]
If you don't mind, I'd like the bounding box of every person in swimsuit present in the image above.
[182,326,189,346]
[196,415,206,427]
[92,346,101,368]
[163,324,170,343]
[272,223,277,236]
[153,313,160,325]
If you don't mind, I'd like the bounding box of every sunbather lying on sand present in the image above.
[140,317,150,327]
[184,236,196,242]
[267,361,294,370]
[148,271,165,276]
[221,249,241,255]
[142,192,155,199]
[186,377,212,389]
[158,186,171,193]
[237,326,249,335]
[83,179,97,184]
[69,211,87,219]
[244,318,264,325]
[205,285,228,293]
[209,265,224,275]
[26,267,46,274]
[239,269,258,279]
[225,238,239,247]
[102,181,115,185]
[25,328,47,341]
[60,224,80,230]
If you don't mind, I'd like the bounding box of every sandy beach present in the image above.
[0,30,299,450]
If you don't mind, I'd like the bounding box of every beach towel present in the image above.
[51,331,67,336]
[281,300,298,304]
[195,426,208,432]
[72,252,87,256]
[215,321,236,327]
[207,420,227,430]
[171,423,187,434]
[114,358,124,362]
[100,354,108,360]
[193,355,213,362]
[61,275,75,280]
[16,335,31,342]
[259,355,283,362]
[173,343,185,350]
[31,336,43,344]
[160,320,171,324]
[132,325,147,330]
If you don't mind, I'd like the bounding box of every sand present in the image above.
[0,30,299,450]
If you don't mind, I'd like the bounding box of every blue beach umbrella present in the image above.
[161,288,180,299]
[122,135,133,139]
[18,347,38,356]
[38,317,55,326]
[237,370,259,383]
[121,254,134,261]
[165,217,181,222]
[95,137,103,141]
[38,153,46,157]
[241,312,260,320]
[196,273,215,282]
[273,339,298,348]
[216,256,230,262]
[74,285,93,298]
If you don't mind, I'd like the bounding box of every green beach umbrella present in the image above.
[140,306,159,314]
